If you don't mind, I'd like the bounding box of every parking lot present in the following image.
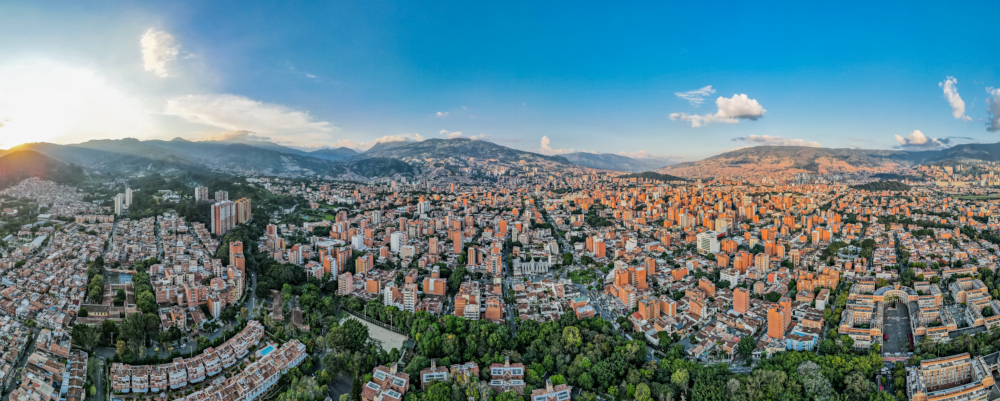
[882,302,912,355]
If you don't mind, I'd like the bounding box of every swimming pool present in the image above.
[260,345,274,356]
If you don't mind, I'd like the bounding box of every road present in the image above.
[94,357,105,401]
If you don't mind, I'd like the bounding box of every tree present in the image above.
[119,313,149,358]
[798,361,834,401]
[549,375,566,386]
[494,391,520,401]
[424,381,451,401]
[577,372,594,390]
[71,324,99,351]
[634,383,651,401]
[844,372,876,401]
[763,292,783,302]
[737,336,755,358]
[671,369,690,394]
[116,339,127,356]
[562,326,582,349]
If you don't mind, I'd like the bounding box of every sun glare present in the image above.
[0,61,151,149]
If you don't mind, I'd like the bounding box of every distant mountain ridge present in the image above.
[0,139,408,179]
[657,145,975,178]
[561,152,675,173]
[309,147,358,161]
[361,138,570,165]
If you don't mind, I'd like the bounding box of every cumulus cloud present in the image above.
[940,77,971,121]
[141,28,182,78]
[670,94,766,127]
[332,134,425,151]
[674,85,716,106]
[436,111,449,117]
[437,129,491,141]
[988,87,1000,132]
[439,129,463,139]
[537,136,574,155]
[374,133,424,143]
[894,130,947,150]
[731,135,821,147]
[165,94,337,146]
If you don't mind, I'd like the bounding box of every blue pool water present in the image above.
[260,345,275,356]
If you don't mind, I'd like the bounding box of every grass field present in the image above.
[569,269,598,284]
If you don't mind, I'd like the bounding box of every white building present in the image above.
[390,232,404,253]
[720,268,739,289]
[696,231,721,254]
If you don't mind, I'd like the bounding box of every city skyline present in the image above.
[1,1,999,161]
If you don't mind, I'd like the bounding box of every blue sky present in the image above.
[1,1,999,160]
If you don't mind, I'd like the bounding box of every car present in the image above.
[884,334,888,340]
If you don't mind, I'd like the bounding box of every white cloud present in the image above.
[674,85,716,106]
[375,133,423,143]
[537,136,574,155]
[988,87,1000,132]
[939,77,971,121]
[439,129,463,139]
[894,130,947,150]
[436,111,449,117]
[141,28,182,78]
[716,94,767,120]
[165,94,337,146]
[731,135,820,147]
[331,134,426,151]
[437,129,491,141]
[0,60,153,149]
[305,73,317,79]
[670,94,766,127]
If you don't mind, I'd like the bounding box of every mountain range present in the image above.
[0,137,672,179]
[6,136,1000,183]
[658,144,1000,178]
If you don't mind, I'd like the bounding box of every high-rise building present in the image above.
[211,200,236,236]
[755,253,770,273]
[487,254,503,276]
[767,304,786,339]
[390,232,404,253]
[338,272,354,295]
[234,197,252,224]
[194,186,209,202]
[768,297,793,339]
[215,190,228,201]
[114,193,126,215]
[402,283,417,312]
[696,231,721,254]
[734,288,751,314]
[125,188,133,207]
